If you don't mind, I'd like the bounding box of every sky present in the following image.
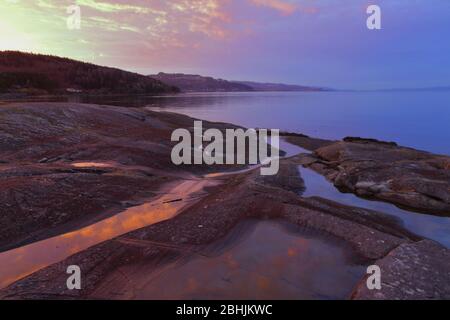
[0,0,450,89]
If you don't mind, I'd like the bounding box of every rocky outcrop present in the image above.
[1,105,449,300]
[0,162,173,251]
[303,138,450,216]
[0,155,430,300]
[352,240,450,299]
[0,103,243,250]
[284,134,335,151]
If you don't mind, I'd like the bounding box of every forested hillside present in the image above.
[0,51,179,95]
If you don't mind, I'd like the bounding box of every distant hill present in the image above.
[150,72,330,92]
[150,72,253,92]
[234,81,331,92]
[0,51,179,95]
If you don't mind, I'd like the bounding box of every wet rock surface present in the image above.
[0,163,171,251]
[3,153,446,300]
[0,103,449,300]
[0,103,241,250]
[296,137,450,216]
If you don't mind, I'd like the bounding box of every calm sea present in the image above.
[6,91,449,155]
[147,91,450,155]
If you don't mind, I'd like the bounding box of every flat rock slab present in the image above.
[352,240,450,299]
[0,159,428,299]
[0,103,247,250]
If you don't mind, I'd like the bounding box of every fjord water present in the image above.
[146,91,450,155]
[19,91,449,155]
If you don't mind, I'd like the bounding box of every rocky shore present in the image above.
[296,137,450,216]
[0,103,243,251]
[0,103,449,300]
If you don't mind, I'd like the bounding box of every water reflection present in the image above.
[0,179,217,289]
[300,167,450,248]
[72,162,114,168]
[91,220,366,300]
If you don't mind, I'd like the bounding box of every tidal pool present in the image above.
[90,219,366,300]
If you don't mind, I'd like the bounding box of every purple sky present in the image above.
[1,0,450,89]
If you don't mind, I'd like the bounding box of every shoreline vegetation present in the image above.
[0,102,449,300]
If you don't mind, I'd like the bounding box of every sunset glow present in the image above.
[0,0,449,303]
[1,0,450,88]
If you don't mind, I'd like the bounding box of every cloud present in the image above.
[72,0,232,39]
[0,0,324,72]
[75,0,154,14]
[249,0,297,15]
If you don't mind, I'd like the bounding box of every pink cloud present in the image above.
[249,0,297,16]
